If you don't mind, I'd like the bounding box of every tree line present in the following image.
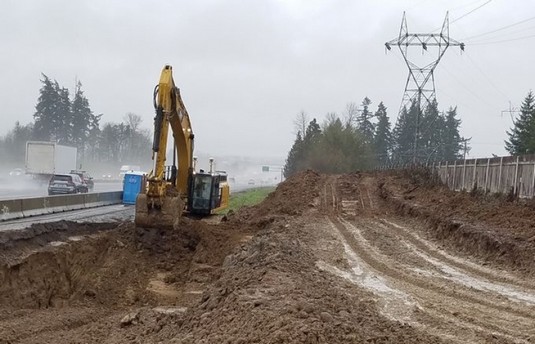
[284,97,466,177]
[0,74,151,168]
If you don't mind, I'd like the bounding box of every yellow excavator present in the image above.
[135,65,229,228]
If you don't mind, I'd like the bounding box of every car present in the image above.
[9,168,24,177]
[70,170,94,190]
[119,165,141,179]
[48,174,89,195]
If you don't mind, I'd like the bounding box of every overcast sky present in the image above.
[1,0,534,159]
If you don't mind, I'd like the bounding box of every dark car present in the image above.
[48,174,89,195]
[70,170,94,191]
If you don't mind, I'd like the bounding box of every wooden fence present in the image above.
[432,154,535,198]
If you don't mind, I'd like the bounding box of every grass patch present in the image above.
[221,187,275,214]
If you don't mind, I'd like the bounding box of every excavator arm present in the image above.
[135,65,194,228]
[149,65,194,197]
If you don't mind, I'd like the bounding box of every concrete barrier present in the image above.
[97,191,122,206]
[46,194,71,214]
[83,193,99,207]
[21,197,50,217]
[2,191,124,221]
[0,199,24,221]
[63,194,86,211]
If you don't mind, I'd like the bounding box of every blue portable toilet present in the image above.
[123,172,144,204]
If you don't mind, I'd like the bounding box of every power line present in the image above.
[440,63,491,109]
[466,25,535,44]
[461,15,535,41]
[431,0,493,32]
[449,0,490,12]
[464,53,509,100]
[449,0,493,26]
[469,33,535,45]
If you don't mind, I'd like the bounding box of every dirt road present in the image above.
[0,170,533,343]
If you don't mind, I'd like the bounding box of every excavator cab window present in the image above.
[189,174,215,214]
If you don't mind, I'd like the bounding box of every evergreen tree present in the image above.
[505,91,535,155]
[56,84,72,144]
[442,106,463,161]
[356,97,375,145]
[392,103,418,164]
[33,74,60,141]
[33,75,74,144]
[283,118,321,177]
[85,113,102,162]
[71,81,94,154]
[283,132,304,178]
[303,118,321,146]
[420,100,445,162]
[374,102,392,165]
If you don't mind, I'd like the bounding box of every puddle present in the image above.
[408,246,535,305]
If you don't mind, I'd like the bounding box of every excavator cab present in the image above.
[188,171,229,216]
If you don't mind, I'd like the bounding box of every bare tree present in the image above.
[124,112,142,133]
[293,110,309,136]
[323,112,339,128]
[343,102,359,127]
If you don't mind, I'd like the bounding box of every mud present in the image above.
[0,169,534,343]
[378,168,535,276]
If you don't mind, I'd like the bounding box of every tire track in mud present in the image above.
[319,175,535,343]
[376,218,535,291]
[332,216,534,341]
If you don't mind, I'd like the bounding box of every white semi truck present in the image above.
[25,141,78,181]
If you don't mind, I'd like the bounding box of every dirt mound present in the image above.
[161,223,442,344]
[233,170,322,219]
[377,169,535,275]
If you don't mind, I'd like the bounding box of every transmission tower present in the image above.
[385,12,464,162]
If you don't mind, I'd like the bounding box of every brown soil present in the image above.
[0,169,534,343]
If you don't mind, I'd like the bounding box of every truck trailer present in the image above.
[25,141,77,181]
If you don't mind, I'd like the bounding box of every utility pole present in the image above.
[386,12,464,164]
[501,101,520,123]
[461,137,471,160]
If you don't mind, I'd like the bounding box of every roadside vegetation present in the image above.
[284,98,466,177]
[221,187,275,214]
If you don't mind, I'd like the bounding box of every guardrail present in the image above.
[0,191,123,221]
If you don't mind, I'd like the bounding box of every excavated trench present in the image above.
[0,219,248,312]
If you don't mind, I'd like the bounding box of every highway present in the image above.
[0,179,123,201]
[0,181,268,231]
[0,204,134,232]
[0,178,261,201]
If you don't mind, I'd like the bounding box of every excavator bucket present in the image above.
[135,193,185,229]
